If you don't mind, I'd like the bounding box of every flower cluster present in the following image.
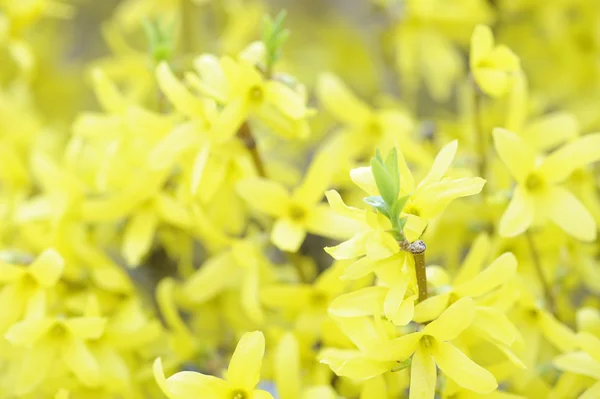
[0,0,600,398]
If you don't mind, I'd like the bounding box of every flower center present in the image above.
[231,390,247,399]
[310,291,329,308]
[248,85,264,103]
[421,335,433,348]
[289,204,307,222]
[525,173,545,192]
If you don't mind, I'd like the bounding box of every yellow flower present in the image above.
[553,332,600,398]
[237,147,361,252]
[351,140,486,241]
[154,330,274,399]
[4,313,106,395]
[470,25,521,97]
[317,72,428,163]
[493,128,600,241]
[187,52,310,140]
[321,298,497,396]
[0,248,63,332]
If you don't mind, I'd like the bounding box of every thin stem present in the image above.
[237,121,267,178]
[525,230,556,315]
[400,239,427,302]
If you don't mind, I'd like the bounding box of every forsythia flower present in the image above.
[493,128,600,240]
[154,331,274,399]
[470,24,521,97]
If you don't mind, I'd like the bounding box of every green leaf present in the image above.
[385,147,400,198]
[390,195,410,223]
[363,196,390,218]
[370,156,396,206]
[262,10,290,74]
[143,18,174,64]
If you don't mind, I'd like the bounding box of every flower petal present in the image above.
[271,219,307,253]
[62,339,100,387]
[329,287,386,318]
[265,81,306,119]
[454,252,517,298]
[432,340,497,393]
[522,112,578,152]
[122,208,158,267]
[227,331,265,390]
[423,297,475,341]
[156,62,206,119]
[409,345,436,399]
[237,178,290,217]
[418,140,458,188]
[492,128,536,183]
[543,186,597,242]
[498,186,534,237]
[29,248,64,287]
[539,132,600,183]
[317,73,371,127]
[274,333,300,399]
[306,205,362,240]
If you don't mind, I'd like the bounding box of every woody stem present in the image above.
[237,121,267,178]
[401,239,428,302]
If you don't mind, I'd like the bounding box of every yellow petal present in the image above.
[148,122,200,170]
[369,332,422,362]
[63,339,100,387]
[227,331,265,390]
[543,186,597,242]
[418,139,458,188]
[492,128,536,183]
[366,231,399,260]
[156,62,206,119]
[324,190,365,221]
[274,333,300,399]
[538,310,578,352]
[319,349,394,381]
[241,266,264,324]
[470,25,494,65]
[454,252,517,298]
[579,332,600,363]
[28,248,64,287]
[16,340,57,395]
[167,371,229,398]
[474,68,511,97]
[522,112,579,152]
[190,143,211,195]
[90,68,128,113]
[66,317,106,340]
[293,147,340,205]
[553,352,600,379]
[329,286,386,318]
[471,307,519,345]
[413,294,450,323]
[183,252,237,303]
[580,382,600,399]
[360,375,387,399]
[431,339,497,393]
[122,208,159,267]
[453,232,491,285]
[265,81,306,119]
[539,132,600,183]
[498,186,534,237]
[271,219,307,252]
[415,177,486,218]
[208,98,248,142]
[5,318,54,346]
[317,73,372,127]
[307,205,362,240]
[409,345,436,399]
[349,166,378,195]
[324,232,369,260]
[237,178,290,217]
[423,297,475,341]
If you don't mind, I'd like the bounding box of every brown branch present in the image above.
[400,239,427,302]
[237,121,266,178]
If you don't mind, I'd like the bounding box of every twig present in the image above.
[400,239,427,302]
[237,122,267,178]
